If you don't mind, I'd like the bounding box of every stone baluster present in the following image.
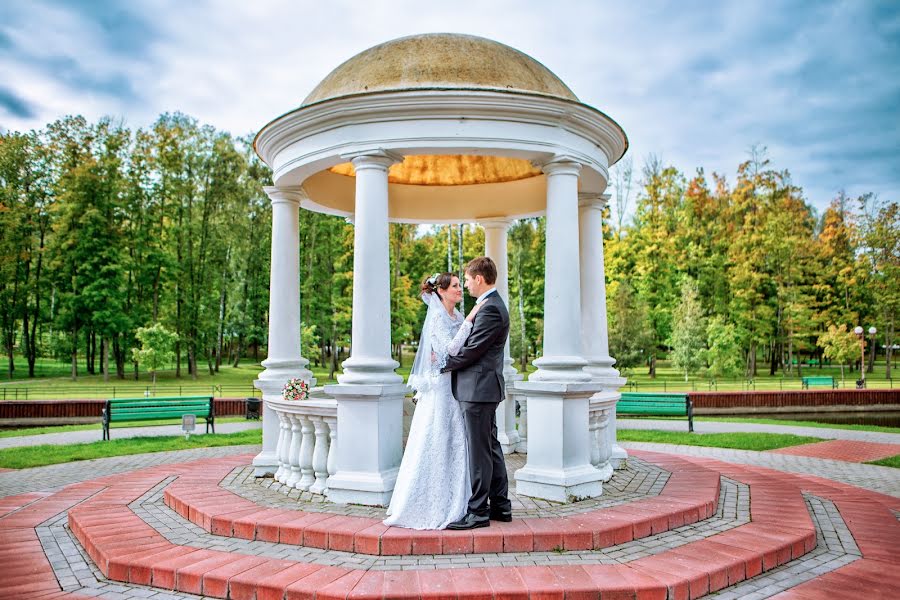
[516,398,528,453]
[324,415,337,492]
[286,414,302,488]
[298,415,316,490]
[310,416,329,495]
[594,408,613,481]
[589,411,601,468]
[275,411,290,482]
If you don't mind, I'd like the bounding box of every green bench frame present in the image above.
[102,396,215,440]
[618,392,694,432]
[802,376,836,389]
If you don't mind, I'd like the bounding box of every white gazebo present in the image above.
[253,33,628,505]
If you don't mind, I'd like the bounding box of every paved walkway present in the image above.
[619,417,900,444]
[0,420,261,449]
[771,439,900,462]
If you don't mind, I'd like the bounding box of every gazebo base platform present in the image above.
[2,449,898,599]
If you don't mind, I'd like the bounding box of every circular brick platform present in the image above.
[1,449,898,599]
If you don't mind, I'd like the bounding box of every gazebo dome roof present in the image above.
[256,33,627,223]
[303,33,578,106]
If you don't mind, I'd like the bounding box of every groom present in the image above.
[442,256,513,529]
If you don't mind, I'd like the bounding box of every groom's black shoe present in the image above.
[446,513,490,530]
[489,509,512,522]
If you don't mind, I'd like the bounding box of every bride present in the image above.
[383,272,481,529]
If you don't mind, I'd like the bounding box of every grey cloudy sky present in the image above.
[2,0,898,219]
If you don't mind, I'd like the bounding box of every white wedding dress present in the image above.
[383,303,472,530]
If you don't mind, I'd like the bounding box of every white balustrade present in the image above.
[267,395,337,495]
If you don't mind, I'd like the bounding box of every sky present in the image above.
[2,0,898,222]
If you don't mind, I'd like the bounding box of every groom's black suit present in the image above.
[442,290,512,518]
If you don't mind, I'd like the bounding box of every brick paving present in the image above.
[769,439,900,463]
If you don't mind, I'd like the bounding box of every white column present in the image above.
[514,156,603,503]
[338,152,403,386]
[530,159,590,383]
[579,192,628,469]
[326,150,408,506]
[253,186,315,476]
[481,218,521,454]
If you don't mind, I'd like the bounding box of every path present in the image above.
[0,420,261,449]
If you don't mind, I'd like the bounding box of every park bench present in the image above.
[102,396,215,440]
[618,392,694,432]
[802,376,835,389]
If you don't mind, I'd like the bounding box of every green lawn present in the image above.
[0,428,821,470]
[0,416,251,438]
[617,429,822,451]
[868,455,900,469]
[1,356,895,400]
[0,363,265,400]
[0,429,262,469]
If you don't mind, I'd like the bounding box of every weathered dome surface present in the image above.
[303,33,578,106]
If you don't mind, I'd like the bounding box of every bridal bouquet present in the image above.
[282,377,309,401]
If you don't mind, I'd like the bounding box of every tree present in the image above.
[301,322,319,364]
[131,323,178,386]
[607,280,653,372]
[857,195,899,379]
[705,317,744,380]
[669,279,707,381]
[626,156,683,377]
[817,324,858,384]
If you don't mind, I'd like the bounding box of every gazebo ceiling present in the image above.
[303,33,578,106]
[329,155,542,186]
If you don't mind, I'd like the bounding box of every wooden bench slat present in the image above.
[109,410,211,421]
[108,403,211,411]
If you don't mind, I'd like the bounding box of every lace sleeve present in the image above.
[430,314,471,373]
[447,320,472,356]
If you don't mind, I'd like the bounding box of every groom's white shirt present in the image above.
[475,288,497,305]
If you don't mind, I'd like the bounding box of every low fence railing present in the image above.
[0,385,263,402]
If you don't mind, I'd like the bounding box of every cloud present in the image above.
[0,0,897,214]
[0,86,36,118]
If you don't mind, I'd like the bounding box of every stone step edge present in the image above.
[161,466,721,555]
[66,504,816,600]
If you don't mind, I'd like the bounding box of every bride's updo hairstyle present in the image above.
[421,272,455,299]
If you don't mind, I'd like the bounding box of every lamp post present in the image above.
[868,326,877,373]
[853,326,876,388]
